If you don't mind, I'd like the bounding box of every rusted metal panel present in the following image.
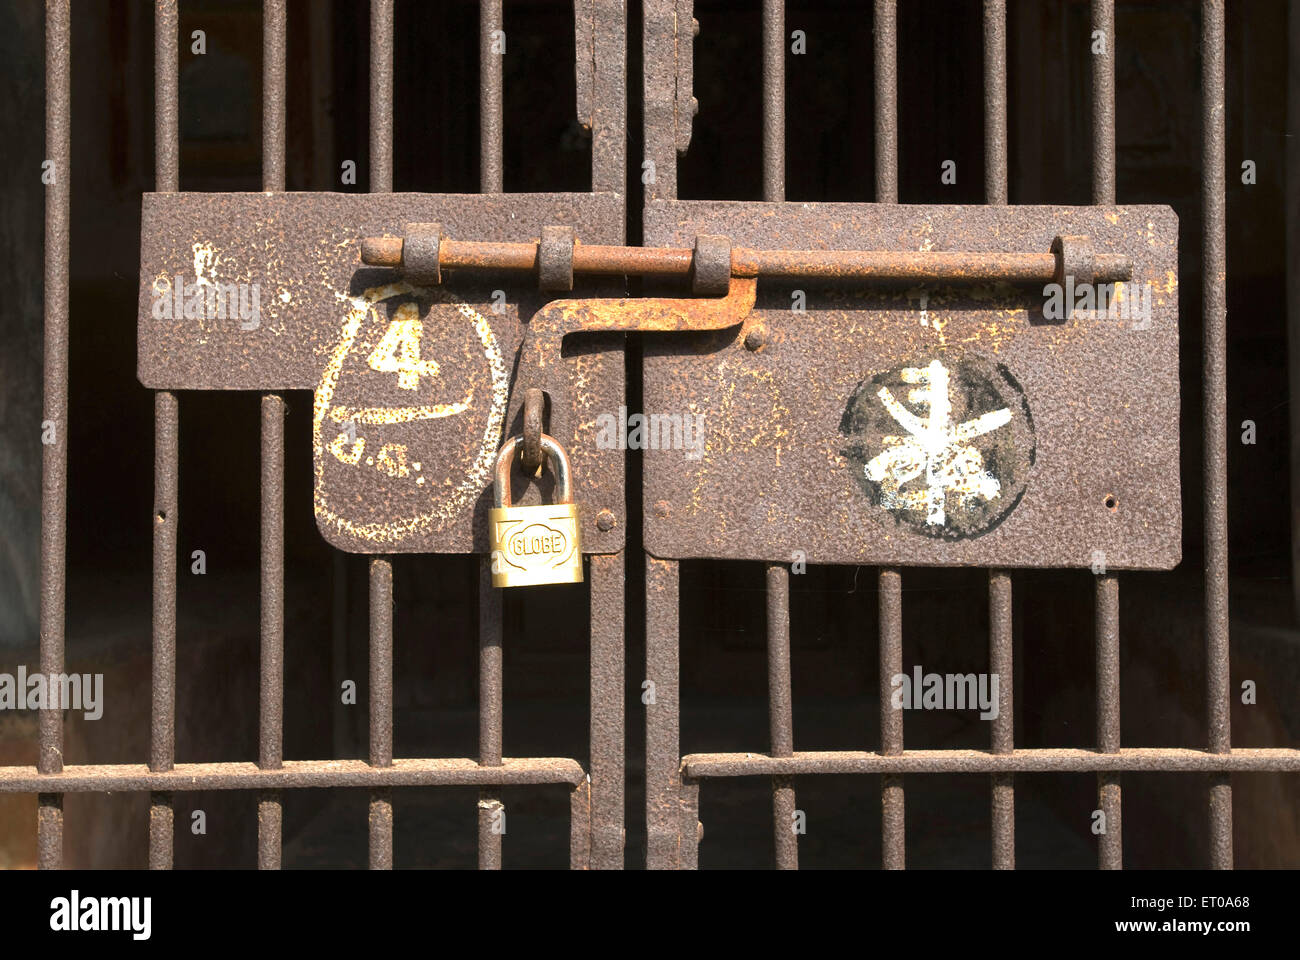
[138,191,624,388]
[137,191,626,556]
[642,201,1180,570]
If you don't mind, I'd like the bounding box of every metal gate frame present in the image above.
[17,0,629,871]
[17,0,1300,873]
[639,0,1300,870]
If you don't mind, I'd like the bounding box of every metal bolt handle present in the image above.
[360,229,1133,287]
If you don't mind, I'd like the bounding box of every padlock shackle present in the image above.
[492,434,573,509]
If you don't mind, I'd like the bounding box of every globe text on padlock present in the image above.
[488,434,583,587]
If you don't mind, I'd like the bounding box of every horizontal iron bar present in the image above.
[0,757,586,793]
[733,249,1067,282]
[360,237,1132,284]
[682,748,1300,778]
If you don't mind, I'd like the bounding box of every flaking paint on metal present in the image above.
[136,192,628,556]
[641,201,1181,569]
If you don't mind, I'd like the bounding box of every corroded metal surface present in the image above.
[642,201,1181,569]
[0,758,589,792]
[506,277,755,555]
[360,231,1129,284]
[75,0,635,876]
[1202,0,1233,870]
[645,556,697,869]
[138,192,623,388]
[137,191,627,555]
[642,0,696,202]
[679,748,1300,778]
[149,0,181,874]
[39,0,71,872]
[589,552,626,869]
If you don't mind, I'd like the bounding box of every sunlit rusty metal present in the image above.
[360,233,1132,286]
[512,277,758,486]
[639,201,1180,570]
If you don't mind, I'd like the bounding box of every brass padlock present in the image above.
[488,434,583,587]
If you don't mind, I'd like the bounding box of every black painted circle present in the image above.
[839,355,1036,541]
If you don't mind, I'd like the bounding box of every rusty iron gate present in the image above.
[15,0,1300,869]
[637,0,1278,871]
[25,0,631,871]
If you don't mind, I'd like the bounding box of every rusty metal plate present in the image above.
[642,201,1180,570]
[137,191,626,555]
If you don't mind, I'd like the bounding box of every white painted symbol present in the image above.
[313,281,509,546]
[865,359,1012,527]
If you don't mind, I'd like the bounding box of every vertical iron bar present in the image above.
[641,0,679,201]
[155,0,178,194]
[477,559,503,766]
[476,0,505,866]
[37,796,62,870]
[983,0,1007,204]
[1091,0,1116,206]
[1091,0,1122,871]
[150,394,178,867]
[1289,0,1300,628]
[1201,0,1233,869]
[586,2,628,860]
[646,557,688,868]
[38,0,71,870]
[257,0,287,871]
[369,558,394,869]
[255,791,281,867]
[1095,591,1119,749]
[331,553,350,757]
[147,791,173,870]
[984,0,1014,871]
[762,0,784,201]
[370,0,393,193]
[263,0,286,193]
[1096,575,1122,868]
[873,0,897,203]
[990,571,1014,869]
[569,779,592,869]
[879,569,904,869]
[590,553,626,869]
[588,0,627,199]
[875,0,901,870]
[766,564,797,869]
[478,556,503,870]
[367,0,396,869]
[257,393,285,870]
[480,0,504,192]
[149,0,179,871]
